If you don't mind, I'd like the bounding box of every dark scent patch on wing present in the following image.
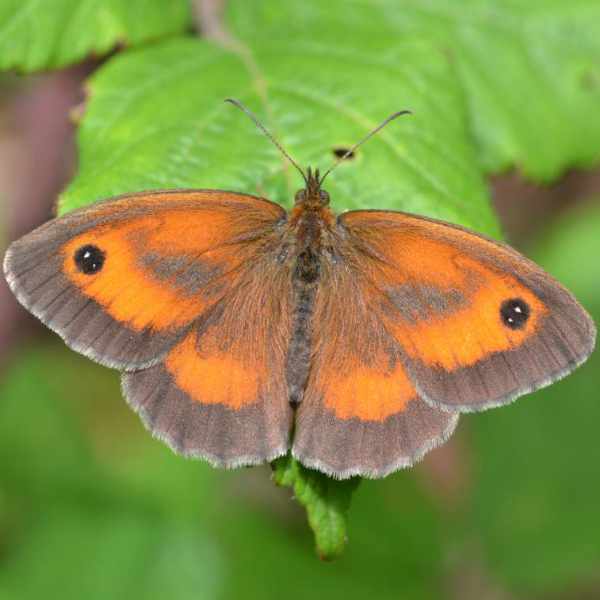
[140,253,224,295]
[292,396,459,479]
[123,362,292,466]
[386,283,467,323]
[410,308,596,412]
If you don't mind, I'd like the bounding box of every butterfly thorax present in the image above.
[289,168,336,261]
[288,189,335,283]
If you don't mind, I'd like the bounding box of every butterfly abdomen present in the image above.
[284,209,328,407]
[286,280,317,407]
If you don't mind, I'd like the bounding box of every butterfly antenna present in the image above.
[224,98,308,185]
[319,110,412,186]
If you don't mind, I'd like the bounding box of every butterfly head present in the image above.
[294,167,330,208]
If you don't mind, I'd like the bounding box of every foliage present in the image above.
[229,1,600,180]
[272,455,360,559]
[1,0,599,579]
[0,0,190,71]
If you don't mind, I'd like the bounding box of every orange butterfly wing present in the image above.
[4,190,285,369]
[337,210,596,412]
[5,190,294,465]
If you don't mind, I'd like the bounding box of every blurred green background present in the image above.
[1,1,600,598]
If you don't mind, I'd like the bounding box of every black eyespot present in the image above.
[74,244,105,275]
[500,298,530,330]
[332,147,355,160]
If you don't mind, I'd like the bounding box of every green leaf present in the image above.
[272,455,360,559]
[214,469,445,599]
[0,0,191,72]
[468,203,600,593]
[60,37,497,234]
[229,0,600,181]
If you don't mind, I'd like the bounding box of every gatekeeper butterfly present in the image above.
[3,100,595,478]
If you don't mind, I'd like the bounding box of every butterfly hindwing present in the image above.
[3,190,285,370]
[338,210,596,412]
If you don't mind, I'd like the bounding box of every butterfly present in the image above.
[3,99,596,479]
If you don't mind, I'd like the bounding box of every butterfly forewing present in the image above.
[338,210,596,412]
[3,190,285,370]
